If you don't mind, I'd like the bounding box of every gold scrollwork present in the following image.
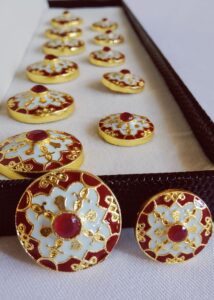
[105,196,120,222]
[8,161,33,172]
[39,171,68,188]
[136,223,146,242]
[166,256,185,264]
[204,217,212,236]
[164,191,185,203]
[73,187,89,212]
[47,239,64,258]
[71,256,98,271]
[17,223,34,251]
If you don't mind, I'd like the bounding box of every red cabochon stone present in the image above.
[26,130,49,142]
[52,213,81,239]
[168,225,188,243]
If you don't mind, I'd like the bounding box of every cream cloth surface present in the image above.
[0,3,213,300]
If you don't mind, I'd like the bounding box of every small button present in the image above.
[98,112,154,147]
[26,55,79,84]
[136,189,213,264]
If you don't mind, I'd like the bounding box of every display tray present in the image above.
[0,0,213,236]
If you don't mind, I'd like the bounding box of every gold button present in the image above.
[136,189,213,264]
[98,112,154,146]
[15,169,122,272]
[102,69,145,93]
[89,47,125,67]
[26,54,79,84]
[7,85,75,123]
[0,129,84,179]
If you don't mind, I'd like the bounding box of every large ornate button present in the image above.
[102,69,145,93]
[89,47,125,67]
[51,11,83,28]
[7,85,75,123]
[45,27,82,40]
[98,112,154,146]
[26,54,79,84]
[43,38,85,56]
[91,18,118,32]
[15,169,122,272]
[136,189,213,263]
[93,30,124,46]
[0,130,83,179]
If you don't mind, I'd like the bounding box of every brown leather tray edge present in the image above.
[0,0,213,236]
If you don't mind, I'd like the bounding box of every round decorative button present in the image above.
[45,27,82,40]
[91,18,118,32]
[15,169,122,272]
[93,30,124,46]
[89,47,125,67]
[102,69,145,93]
[26,55,79,84]
[0,129,83,179]
[51,10,83,28]
[43,38,85,56]
[7,85,75,123]
[98,112,154,146]
[136,189,213,264]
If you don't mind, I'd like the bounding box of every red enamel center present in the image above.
[31,85,48,93]
[120,69,130,74]
[53,213,81,239]
[26,130,49,142]
[120,112,134,122]
[106,30,112,34]
[102,18,108,21]
[63,10,69,15]
[45,54,58,60]
[168,225,188,243]
[103,46,111,52]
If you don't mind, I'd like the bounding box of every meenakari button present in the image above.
[43,39,85,56]
[7,85,75,124]
[45,27,82,40]
[93,30,124,46]
[51,10,83,28]
[89,47,125,67]
[98,112,154,146]
[102,69,145,93]
[15,169,122,272]
[26,54,79,84]
[91,18,118,32]
[0,130,83,179]
[135,189,213,263]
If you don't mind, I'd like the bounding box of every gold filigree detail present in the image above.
[66,146,81,160]
[73,187,89,212]
[17,191,32,212]
[154,228,166,237]
[164,191,185,203]
[183,208,197,223]
[17,224,34,251]
[47,239,63,258]
[71,239,82,250]
[82,228,106,243]
[71,256,98,271]
[204,217,212,236]
[39,171,68,188]
[136,223,146,242]
[153,239,168,254]
[39,145,54,161]
[85,210,97,222]
[8,161,33,172]
[31,203,54,220]
[185,238,197,250]
[172,210,180,222]
[105,196,120,222]
[153,211,169,226]
[166,256,185,264]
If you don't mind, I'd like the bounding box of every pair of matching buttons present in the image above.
[15,173,212,272]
